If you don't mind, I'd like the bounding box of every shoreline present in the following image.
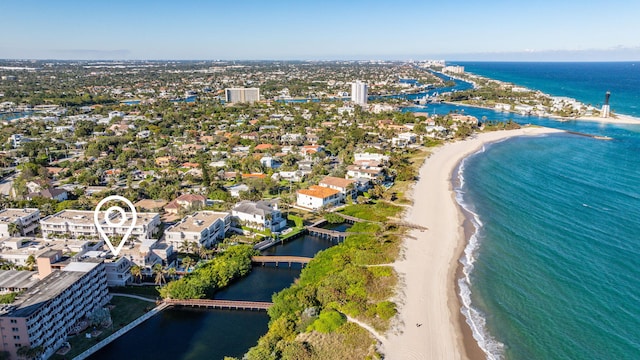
[383,126,564,360]
[436,100,640,126]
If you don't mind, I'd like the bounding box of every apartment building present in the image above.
[40,210,160,241]
[164,211,230,249]
[0,208,40,238]
[0,259,110,360]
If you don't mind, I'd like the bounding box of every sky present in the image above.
[2,0,640,61]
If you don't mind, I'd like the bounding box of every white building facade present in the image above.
[351,80,368,105]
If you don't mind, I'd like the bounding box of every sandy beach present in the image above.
[383,126,564,360]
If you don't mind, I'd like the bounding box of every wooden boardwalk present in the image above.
[335,213,365,223]
[306,226,348,241]
[252,255,312,267]
[164,298,273,311]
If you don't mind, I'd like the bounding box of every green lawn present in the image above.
[109,285,160,300]
[51,296,152,359]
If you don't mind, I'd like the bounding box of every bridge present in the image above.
[164,298,273,311]
[251,255,312,267]
[306,226,349,241]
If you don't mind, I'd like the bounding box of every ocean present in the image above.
[452,63,640,359]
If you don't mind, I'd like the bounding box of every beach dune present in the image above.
[383,127,563,360]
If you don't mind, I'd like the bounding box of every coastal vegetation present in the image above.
[159,245,256,299]
[237,201,402,360]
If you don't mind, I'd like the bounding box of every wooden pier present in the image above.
[251,255,312,267]
[164,298,273,311]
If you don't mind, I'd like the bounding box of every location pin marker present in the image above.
[94,195,138,256]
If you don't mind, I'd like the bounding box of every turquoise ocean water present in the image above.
[450,63,640,359]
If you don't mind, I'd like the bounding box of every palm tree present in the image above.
[25,255,36,271]
[7,222,20,237]
[152,263,166,285]
[181,256,194,272]
[130,264,142,284]
[167,267,177,281]
[179,240,194,254]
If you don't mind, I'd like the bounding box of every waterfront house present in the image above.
[231,200,287,233]
[318,176,356,200]
[296,185,342,211]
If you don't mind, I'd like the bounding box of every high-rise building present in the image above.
[225,88,260,104]
[351,80,368,105]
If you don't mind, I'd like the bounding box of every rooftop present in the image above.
[298,185,340,199]
[166,211,229,234]
[4,261,100,318]
[0,270,39,291]
[0,208,39,224]
[232,200,279,217]
[41,209,159,227]
[319,176,356,189]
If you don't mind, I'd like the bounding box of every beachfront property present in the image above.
[391,132,418,148]
[39,209,161,241]
[231,200,287,233]
[225,87,260,104]
[318,176,356,200]
[351,80,368,105]
[0,259,110,360]
[354,152,390,163]
[296,185,342,211]
[346,163,385,183]
[0,208,40,238]
[164,211,230,249]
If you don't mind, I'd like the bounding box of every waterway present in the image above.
[89,233,336,360]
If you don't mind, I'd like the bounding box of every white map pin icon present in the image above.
[94,195,138,256]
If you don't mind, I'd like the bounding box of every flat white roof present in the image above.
[63,261,100,273]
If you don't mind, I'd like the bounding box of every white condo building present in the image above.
[225,88,260,104]
[39,210,160,241]
[0,208,40,238]
[351,80,368,105]
[164,211,230,250]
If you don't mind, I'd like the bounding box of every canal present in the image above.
[89,232,338,360]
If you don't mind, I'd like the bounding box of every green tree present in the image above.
[181,256,195,272]
[153,263,166,285]
[25,255,36,271]
[130,264,142,284]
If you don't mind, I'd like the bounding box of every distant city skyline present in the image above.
[2,0,640,61]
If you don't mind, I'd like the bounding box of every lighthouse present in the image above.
[601,91,611,118]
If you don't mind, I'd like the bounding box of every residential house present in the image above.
[26,188,68,202]
[319,175,356,197]
[346,164,385,183]
[231,200,287,233]
[164,194,207,215]
[296,185,342,210]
